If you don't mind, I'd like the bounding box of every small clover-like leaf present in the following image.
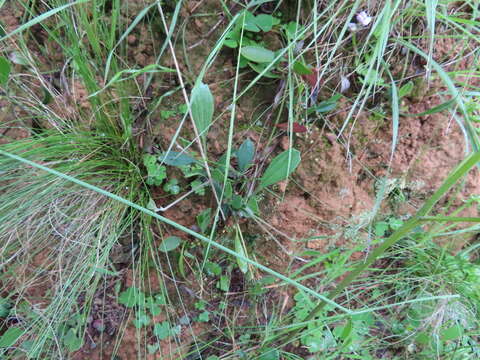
[159,236,181,252]
[118,287,145,308]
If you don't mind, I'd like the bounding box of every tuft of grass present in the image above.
[1,0,480,358]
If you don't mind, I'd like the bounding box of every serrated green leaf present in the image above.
[118,287,145,308]
[159,236,181,252]
[240,46,274,63]
[144,154,166,186]
[163,178,180,195]
[0,298,11,317]
[146,298,162,316]
[237,138,255,172]
[153,322,172,340]
[0,56,10,86]
[191,82,214,142]
[258,149,301,190]
[133,311,151,328]
[159,151,196,166]
[197,208,212,233]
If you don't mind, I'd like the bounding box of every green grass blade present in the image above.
[0,0,90,42]
[0,149,350,314]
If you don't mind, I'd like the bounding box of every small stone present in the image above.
[92,319,105,332]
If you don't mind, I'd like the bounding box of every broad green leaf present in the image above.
[217,275,230,292]
[235,230,248,274]
[191,82,214,142]
[204,261,222,276]
[224,39,238,48]
[63,329,83,352]
[230,194,243,210]
[224,180,233,200]
[255,14,274,32]
[197,311,210,322]
[0,56,10,86]
[309,94,341,114]
[0,297,11,317]
[284,21,303,39]
[258,149,301,190]
[240,46,274,63]
[237,139,255,171]
[243,11,260,32]
[441,324,463,341]
[159,151,196,166]
[0,327,24,348]
[339,318,353,340]
[399,81,414,98]
[159,236,181,252]
[196,208,211,233]
[258,348,280,360]
[248,62,279,78]
[293,60,312,75]
[246,196,259,215]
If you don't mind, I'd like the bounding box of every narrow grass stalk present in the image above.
[0,148,350,314]
[285,150,480,340]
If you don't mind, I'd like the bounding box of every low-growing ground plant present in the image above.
[1,0,479,359]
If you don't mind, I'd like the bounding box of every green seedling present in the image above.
[143,154,167,186]
[163,178,180,195]
[158,140,300,221]
[224,10,304,78]
[118,287,169,332]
